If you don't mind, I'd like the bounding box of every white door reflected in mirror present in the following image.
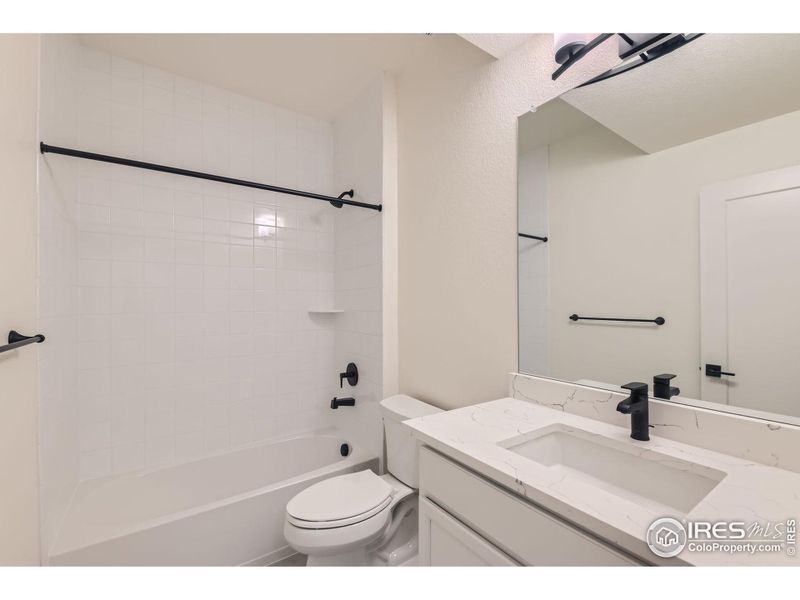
[700,167,800,416]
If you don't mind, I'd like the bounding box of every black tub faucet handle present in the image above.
[339,362,359,388]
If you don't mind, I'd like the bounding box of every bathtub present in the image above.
[48,433,377,566]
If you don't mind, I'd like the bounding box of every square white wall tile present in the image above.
[39,39,386,489]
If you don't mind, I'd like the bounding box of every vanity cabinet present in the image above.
[418,446,646,566]
[419,498,519,566]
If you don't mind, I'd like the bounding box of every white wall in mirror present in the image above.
[517,146,549,376]
[545,106,800,400]
[517,33,800,424]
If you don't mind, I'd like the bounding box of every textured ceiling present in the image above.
[458,34,533,59]
[79,33,435,120]
[562,34,800,153]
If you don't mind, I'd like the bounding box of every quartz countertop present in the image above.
[404,398,800,566]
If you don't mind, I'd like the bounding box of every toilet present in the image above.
[283,395,442,566]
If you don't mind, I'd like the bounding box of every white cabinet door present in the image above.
[700,165,800,417]
[420,447,644,565]
[419,498,518,566]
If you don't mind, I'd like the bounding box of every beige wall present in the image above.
[0,34,41,565]
[381,73,399,398]
[395,34,617,409]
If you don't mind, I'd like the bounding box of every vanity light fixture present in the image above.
[554,33,592,64]
[552,33,614,80]
[552,33,704,84]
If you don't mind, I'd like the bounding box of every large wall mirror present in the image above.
[517,34,800,425]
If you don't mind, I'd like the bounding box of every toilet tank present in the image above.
[380,395,443,488]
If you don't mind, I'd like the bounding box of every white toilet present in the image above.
[283,395,442,566]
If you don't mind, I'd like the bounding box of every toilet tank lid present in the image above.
[380,394,443,421]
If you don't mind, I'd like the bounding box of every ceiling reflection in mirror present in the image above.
[517,33,800,425]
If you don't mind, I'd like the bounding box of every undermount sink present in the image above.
[500,425,726,514]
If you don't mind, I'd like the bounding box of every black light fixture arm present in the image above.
[40,143,382,212]
[551,33,615,81]
[552,33,703,85]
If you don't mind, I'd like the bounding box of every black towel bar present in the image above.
[0,330,46,354]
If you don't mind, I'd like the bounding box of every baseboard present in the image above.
[240,545,295,567]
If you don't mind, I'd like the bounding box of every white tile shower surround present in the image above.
[329,78,385,463]
[330,208,383,460]
[510,373,800,473]
[38,37,383,505]
[70,67,338,480]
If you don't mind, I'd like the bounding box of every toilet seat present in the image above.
[286,470,393,530]
[283,472,417,563]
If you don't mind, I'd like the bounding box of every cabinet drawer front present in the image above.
[419,498,519,566]
[419,446,642,566]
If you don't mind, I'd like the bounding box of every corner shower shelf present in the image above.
[308,309,345,314]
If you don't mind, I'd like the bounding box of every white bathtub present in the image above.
[49,433,377,566]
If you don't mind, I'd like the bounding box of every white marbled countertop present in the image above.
[404,398,800,566]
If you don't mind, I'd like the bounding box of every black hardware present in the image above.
[0,330,46,355]
[518,233,548,242]
[578,34,704,89]
[552,33,615,81]
[616,33,672,60]
[570,314,665,326]
[705,364,736,378]
[330,397,356,409]
[340,443,350,457]
[553,33,703,84]
[653,374,680,399]
[617,382,650,441]
[329,190,354,209]
[339,362,359,388]
[40,143,382,212]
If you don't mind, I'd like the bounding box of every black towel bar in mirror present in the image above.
[569,314,665,325]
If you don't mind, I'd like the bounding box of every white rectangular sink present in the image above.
[500,425,726,514]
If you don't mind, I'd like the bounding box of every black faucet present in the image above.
[653,374,680,399]
[617,382,650,441]
[339,363,359,388]
[330,397,356,409]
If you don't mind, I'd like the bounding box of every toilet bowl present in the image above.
[284,470,416,566]
[283,395,442,566]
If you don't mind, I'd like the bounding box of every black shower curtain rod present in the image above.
[40,143,383,212]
